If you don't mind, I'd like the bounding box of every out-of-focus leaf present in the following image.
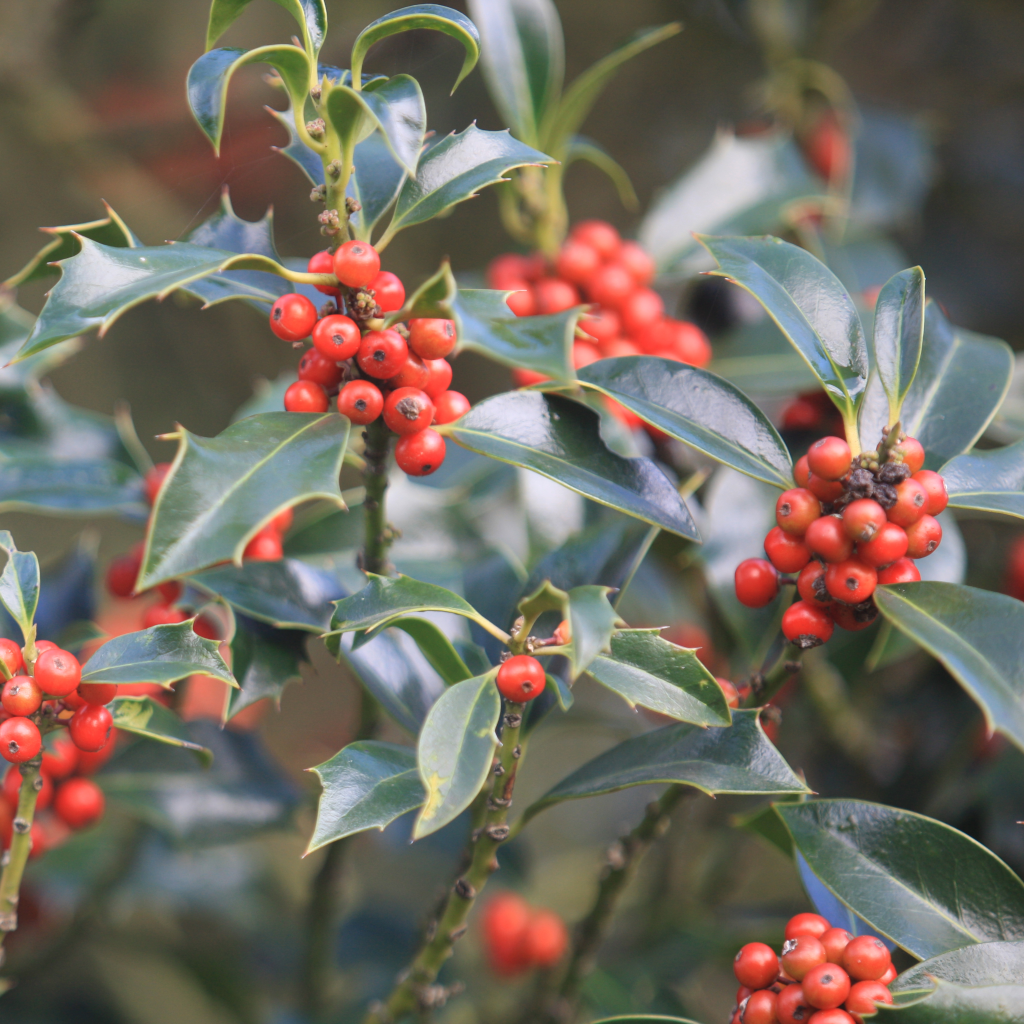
[941,441,1024,521]
[377,617,473,685]
[441,391,698,540]
[892,941,1024,991]
[110,697,212,767]
[306,740,423,851]
[0,456,144,516]
[710,318,818,397]
[227,616,307,718]
[0,531,39,642]
[413,671,500,839]
[205,0,327,57]
[872,267,925,425]
[563,136,638,209]
[283,502,365,558]
[138,413,348,588]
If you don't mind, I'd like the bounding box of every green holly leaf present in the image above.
[306,740,424,852]
[0,457,144,517]
[892,941,1024,991]
[205,0,327,58]
[282,502,365,558]
[413,670,501,840]
[585,629,730,726]
[377,125,555,244]
[188,46,311,157]
[522,709,807,827]
[940,440,1024,520]
[372,617,473,686]
[110,696,213,767]
[347,131,408,241]
[227,618,307,719]
[517,578,568,621]
[468,0,564,147]
[775,800,1024,959]
[563,135,638,210]
[859,302,1013,468]
[589,1019,701,1024]
[266,102,324,186]
[873,582,1024,753]
[876,980,1024,1023]
[0,532,39,643]
[872,267,925,427]
[81,620,235,688]
[566,585,623,679]
[138,413,348,589]
[700,234,869,434]
[572,356,793,488]
[351,5,478,92]
[440,392,699,540]
[3,203,140,288]
[326,573,507,643]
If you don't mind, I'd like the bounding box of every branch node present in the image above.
[453,878,476,900]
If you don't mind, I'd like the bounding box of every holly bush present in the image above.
[0,1,1023,1022]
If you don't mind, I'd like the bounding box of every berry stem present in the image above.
[0,758,42,944]
[363,704,526,1023]
[743,642,803,708]
[362,417,395,577]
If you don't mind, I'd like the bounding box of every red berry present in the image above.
[76,730,117,774]
[782,600,835,647]
[797,561,830,605]
[778,981,814,1024]
[825,559,877,604]
[78,682,118,706]
[803,964,851,1009]
[555,240,601,284]
[394,429,446,476]
[579,309,621,345]
[311,314,361,361]
[742,989,779,1024]
[877,557,920,585]
[193,614,221,641]
[794,456,812,488]
[717,678,740,709]
[54,776,106,829]
[829,601,878,633]
[735,558,780,607]
[820,929,853,964]
[844,981,893,1023]
[284,380,329,413]
[737,986,754,1006]
[69,704,113,752]
[807,437,852,481]
[0,717,41,763]
[806,517,854,564]
[783,397,824,431]
[269,292,318,341]
[842,936,890,982]
[106,550,140,597]
[786,914,832,940]
[383,387,435,436]
[496,655,546,702]
[28,820,45,859]
[408,318,457,360]
[505,285,536,316]
[298,348,343,389]
[887,478,927,527]
[306,250,339,294]
[842,500,887,543]
[35,648,81,697]
[904,514,942,558]
[533,278,580,314]
[912,470,947,515]
[586,263,634,308]
[421,358,453,399]
[158,580,183,604]
[603,338,641,358]
[369,270,405,312]
[145,463,171,505]
[896,436,925,474]
[433,391,470,425]
[482,892,531,976]
[0,639,24,680]
[487,253,534,289]
[332,240,380,289]
[807,474,845,502]
[572,341,601,369]
[357,329,408,379]
[617,240,655,285]
[661,320,712,367]
[35,641,58,653]
[856,522,908,568]
[878,964,897,986]
[337,380,384,425]
[805,113,851,182]
[63,689,87,711]
[3,766,52,811]
[41,734,79,780]
[143,604,188,627]
[570,220,621,258]
[244,527,284,562]
[776,488,822,535]
[271,508,294,534]
[523,909,568,967]
[806,1011,854,1024]
[782,936,828,981]
[387,352,429,391]
[733,942,780,990]
[1,676,41,717]
[620,288,664,336]
[765,527,813,573]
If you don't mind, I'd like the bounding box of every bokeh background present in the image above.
[1,1,1023,1022]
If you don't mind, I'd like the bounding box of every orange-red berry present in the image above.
[496,656,545,702]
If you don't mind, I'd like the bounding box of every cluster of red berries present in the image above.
[734,433,947,648]
[731,913,896,1024]
[269,241,471,477]
[481,891,569,976]
[487,220,711,398]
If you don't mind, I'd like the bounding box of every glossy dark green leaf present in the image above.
[188,45,310,156]
[379,125,554,243]
[873,582,1024,753]
[776,800,1024,959]
[564,135,638,210]
[468,0,563,146]
[138,413,348,589]
[0,532,39,643]
[589,1019,701,1024]
[0,457,144,516]
[541,24,681,152]
[3,203,139,288]
[940,441,1024,521]
[190,558,345,632]
[876,981,1024,1023]
[351,5,479,92]
[266,102,324,185]
[523,709,808,826]
[348,131,408,241]
[327,573,506,642]
[517,578,568,621]
[566,585,623,679]
[110,697,213,767]
[81,621,234,688]
[859,302,1013,468]
[413,671,500,840]
[441,391,698,540]
[306,740,424,852]
[585,629,730,725]
[573,356,793,488]
[227,618,306,718]
[282,502,365,558]
[893,941,1024,991]
[376,617,473,685]
[736,801,796,859]
[873,267,925,425]
[205,0,327,57]
[700,234,868,430]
